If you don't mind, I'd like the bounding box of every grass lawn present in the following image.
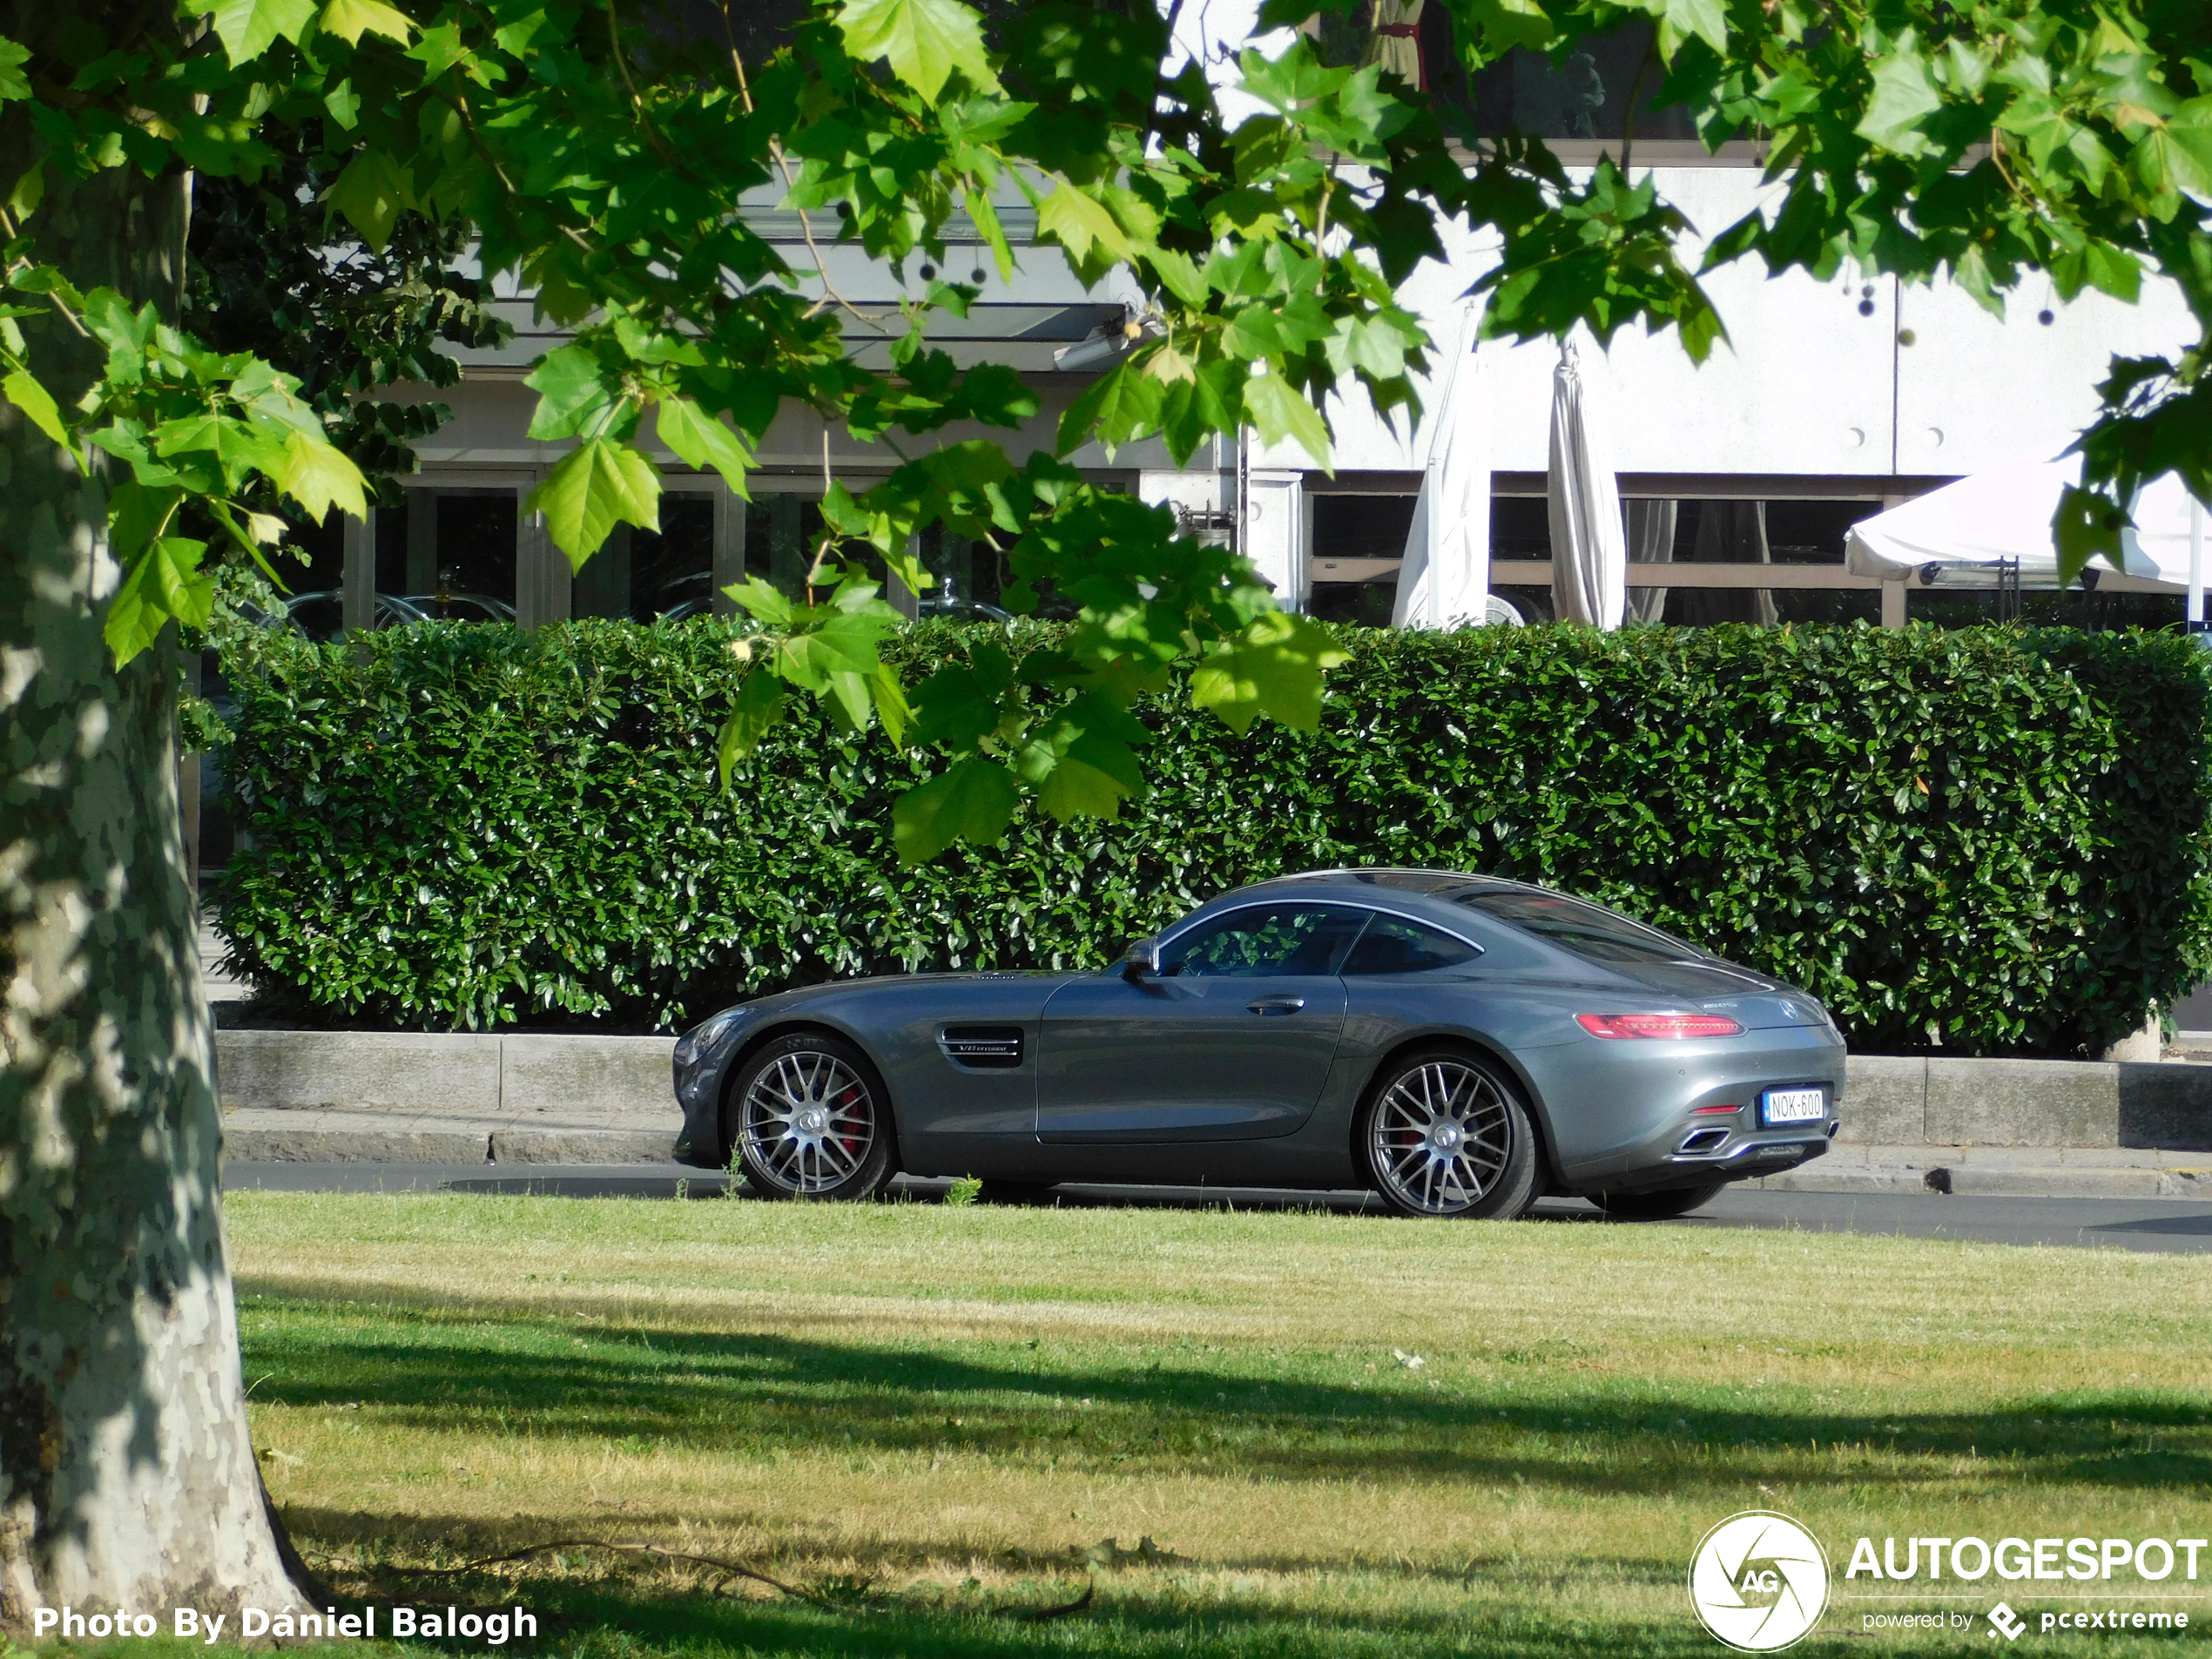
[221,1191,2212,1656]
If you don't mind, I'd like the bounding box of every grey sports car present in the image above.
[671,868,1844,1219]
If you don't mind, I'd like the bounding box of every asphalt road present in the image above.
[224,1162,2212,1254]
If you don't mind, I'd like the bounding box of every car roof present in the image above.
[1167,867,1537,938]
[1236,867,1544,905]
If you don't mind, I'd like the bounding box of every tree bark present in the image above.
[1,7,307,1626]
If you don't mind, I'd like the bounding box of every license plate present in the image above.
[1760,1086,1826,1126]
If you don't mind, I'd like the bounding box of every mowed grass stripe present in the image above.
[227,1193,2212,1658]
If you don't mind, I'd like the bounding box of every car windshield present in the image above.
[1448,887,1697,966]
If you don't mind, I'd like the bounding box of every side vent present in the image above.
[939,1026,1024,1069]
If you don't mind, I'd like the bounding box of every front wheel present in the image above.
[1592,1182,1727,1220]
[727,1033,895,1201]
[1359,1049,1540,1219]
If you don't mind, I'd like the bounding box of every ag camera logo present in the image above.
[1689,1511,1831,1651]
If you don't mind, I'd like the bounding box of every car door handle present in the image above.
[1247,995,1305,1015]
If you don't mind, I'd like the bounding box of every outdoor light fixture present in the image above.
[1053,332,1124,372]
[1575,1014,1746,1040]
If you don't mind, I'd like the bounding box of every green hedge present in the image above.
[214,617,2212,1055]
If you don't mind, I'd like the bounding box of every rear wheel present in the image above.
[728,1033,895,1201]
[1592,1182,1727,1220]
[1359,1049,1540,1219]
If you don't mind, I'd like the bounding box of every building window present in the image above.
[571,493,718,620]
[1308,493,1417,625]
[374,488,518,621]
[1310,14,1707,151]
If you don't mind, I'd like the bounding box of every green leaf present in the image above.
[529,438,662,567]
[1036,185,1139,266]
[526,345,623,442]
[835,0,999,102]
[104,538,212,666]
[197,0,318,65]
[721,575,792,626]
[6,162,42,219]
[717,671,786,786]
[3,369,67,449]
[1031,731,1146,823]
[1655,0,1726,59]
[153,412,287,491]
[776,609,899,690]
[1855,50,1943,156]
[2052,483,2128,588]
[323,147,412,253]
[870,662,911,747]
[274,430,369,523]
[0,38,30,103]
[108,482,185,560]
[319,0,414,45]
[657,396,753,496]
[1190,610,1348,733]
[911,662,1004,749]
[962,187,1015,282]
[323,78,362,129]
[1242,372,1334,470]
[2128,98,2212,204]
[893,756,1020,864]
[1148,247,1208,309]
[1460,0,1553,52]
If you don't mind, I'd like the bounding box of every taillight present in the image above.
[1576,1013,1745,1040]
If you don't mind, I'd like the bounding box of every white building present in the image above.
[329,11,2198,637]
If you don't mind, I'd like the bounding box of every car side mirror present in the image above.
[1122,937,1163,979]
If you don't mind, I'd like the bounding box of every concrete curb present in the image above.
[1839,1055,2212,1149]
[220,1111,679,1165]
[1750,1144,2212,1201]
[211,1030,2212,1194]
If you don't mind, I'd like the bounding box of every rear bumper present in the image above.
[1533,1022,1847,1195]
[1562,1123,1838,1198]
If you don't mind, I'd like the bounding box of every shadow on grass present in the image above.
[237,1293,2212,1497]
[279,1527,1803,1659]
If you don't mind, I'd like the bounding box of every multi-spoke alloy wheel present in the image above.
[1360,1049,1538,1219]
[728,1033,895,1201]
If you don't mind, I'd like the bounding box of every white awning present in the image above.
[1846,462,2205,588]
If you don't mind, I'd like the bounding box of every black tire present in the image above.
[1359,1048,1541,1219]
[725,1032,896,1201]
[1592,1182,1728,1220]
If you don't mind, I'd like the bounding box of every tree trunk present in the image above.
[1,10,307,1625]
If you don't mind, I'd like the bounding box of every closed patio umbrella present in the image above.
[1548,341,1625,629]
[1362,0,1426,91]
[1390,307,1491,628]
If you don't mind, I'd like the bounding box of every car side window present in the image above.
[1340,914,1482,976]
[1165,904,1367,978]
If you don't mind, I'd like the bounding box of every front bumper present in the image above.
[670,1007,756,1167]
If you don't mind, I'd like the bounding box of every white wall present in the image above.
[1278,167,2199,481]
